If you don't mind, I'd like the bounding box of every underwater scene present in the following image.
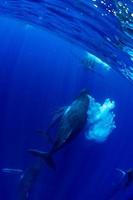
[1,0,133,200]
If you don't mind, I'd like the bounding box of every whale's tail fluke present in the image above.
[28,149,55,169]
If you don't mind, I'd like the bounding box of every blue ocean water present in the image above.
[0,0,133,200]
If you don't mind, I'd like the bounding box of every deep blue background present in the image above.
[0,16,133,200]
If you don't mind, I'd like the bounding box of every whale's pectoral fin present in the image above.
[36,107,67,144]
[52,106,67,123]
[53,106,67,115]
[1,168,23,175]
[116,168,126,177]
[115,168,130,187]
[67,130,73,139]
[28,149,55,169]
[115,168,127,182]
[36,130,53,144]
[62,129,73,144]
[45,106,67,131]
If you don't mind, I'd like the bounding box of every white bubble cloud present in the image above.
[85,96,116,142]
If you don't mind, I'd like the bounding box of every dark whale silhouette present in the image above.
[18,161,43,200]
[29,89,90,168]
[106,168,133,200]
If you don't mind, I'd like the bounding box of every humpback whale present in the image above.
[29,89,90,167]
